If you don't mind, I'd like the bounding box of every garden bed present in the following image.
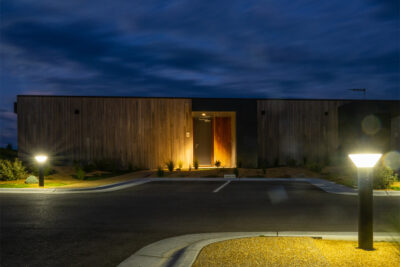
[193,237,400,267]
[0,166,140,188]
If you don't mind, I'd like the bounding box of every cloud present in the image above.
[0,0,399,146]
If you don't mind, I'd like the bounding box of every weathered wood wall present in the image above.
[17,96,193,169]
[257,100,349,166]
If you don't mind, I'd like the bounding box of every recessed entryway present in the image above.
[193,111,236,167]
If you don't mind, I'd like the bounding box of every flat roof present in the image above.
[17,95,400,102]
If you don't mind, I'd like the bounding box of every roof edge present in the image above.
[16,95,400,102]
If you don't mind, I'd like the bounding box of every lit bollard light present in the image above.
[34,155,48,187]
[348,153,382,250]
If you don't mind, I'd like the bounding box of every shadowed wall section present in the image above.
[257,100,348,166]
[17,96,193,169]
[392,116,400,151]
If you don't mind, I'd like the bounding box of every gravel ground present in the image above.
[193,237,400,267]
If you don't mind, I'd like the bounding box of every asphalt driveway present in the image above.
[1,180,399,267]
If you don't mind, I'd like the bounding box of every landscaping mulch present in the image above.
[193,237,400,267]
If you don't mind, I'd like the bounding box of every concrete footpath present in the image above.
[118,231,400,267]
[1,177,400,196]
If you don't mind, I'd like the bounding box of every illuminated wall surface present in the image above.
[16,95,400,169]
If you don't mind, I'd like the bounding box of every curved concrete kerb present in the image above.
[118,232,400,267]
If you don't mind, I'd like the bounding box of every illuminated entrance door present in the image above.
[213,117,232,167]
[193,117,213,166]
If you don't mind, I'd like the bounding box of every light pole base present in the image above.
[357,168,374,250]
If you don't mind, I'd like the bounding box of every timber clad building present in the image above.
[16,96,400,169]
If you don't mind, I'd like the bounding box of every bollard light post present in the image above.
[348,153,382,250]
[34,155,48,187]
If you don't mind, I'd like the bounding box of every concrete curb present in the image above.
[1,177,399,196]
[118,231,400,267]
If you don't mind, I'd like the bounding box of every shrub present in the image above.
[0,159,27,181]
[166,160,174,172]
[0,160,14,180]
[157,166,164,177]
[215,160,221,168]
[237,161,242,168]
[306,162,323,173]
[373,165,398,189]
[75,167,86,180]
[25,175,38,184]
[233,168,239,177]
[194,159,199,170]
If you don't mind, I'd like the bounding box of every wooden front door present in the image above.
[213,117,231,167]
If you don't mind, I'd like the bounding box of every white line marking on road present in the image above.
[213,181,231,193]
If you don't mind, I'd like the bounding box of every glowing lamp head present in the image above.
[35,155,48,164]
[348,153,382,168]
[201,113,206,116]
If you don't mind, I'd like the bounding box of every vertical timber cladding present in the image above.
[17,96,193,169]
[257,100,348,166]
[391,116,400,151]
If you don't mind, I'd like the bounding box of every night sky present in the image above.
[0,0,399,147]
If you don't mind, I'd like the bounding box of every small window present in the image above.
[261,110,265,115]
[74,109,80,115]
[324,111,328,116]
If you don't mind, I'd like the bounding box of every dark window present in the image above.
[324,111,328,116]
[261,110,265,115]
[74,109,80,115]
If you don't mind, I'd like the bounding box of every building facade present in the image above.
[16,96,400,169]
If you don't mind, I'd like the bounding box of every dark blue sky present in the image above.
[0,0,399,147]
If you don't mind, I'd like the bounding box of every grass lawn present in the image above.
[0,182,68,188]
[193,237,400,267]
[0,166,141,188]
[390,182,400,191]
